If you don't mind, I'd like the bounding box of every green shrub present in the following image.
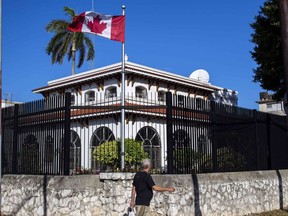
[124,138,149,169]
[174,148,202,172]
[93,140,119,170]
[93,138,148,171]
[201,147,247,172]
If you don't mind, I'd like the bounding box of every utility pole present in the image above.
[279,0,288,115]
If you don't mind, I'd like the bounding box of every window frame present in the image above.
[105,86,117,98]
[85,91,95,102]
[158,91,166,102]
[135,86,148,99]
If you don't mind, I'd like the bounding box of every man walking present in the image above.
[130,159,175,216]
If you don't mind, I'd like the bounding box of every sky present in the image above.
[2,0,266,109]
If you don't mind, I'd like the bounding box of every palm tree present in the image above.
[46,7,95,75]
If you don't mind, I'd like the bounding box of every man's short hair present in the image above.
[141,158,151,169]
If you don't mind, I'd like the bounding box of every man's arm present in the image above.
[152,185,175,192]
[130,186,136,208]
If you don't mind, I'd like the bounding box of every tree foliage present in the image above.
[46,7,95,73]
[251,0,285,100]
[93,138,149,170]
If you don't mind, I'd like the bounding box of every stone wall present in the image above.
[1,170,288,216]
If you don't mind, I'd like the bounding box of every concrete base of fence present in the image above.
[1,170,288,216]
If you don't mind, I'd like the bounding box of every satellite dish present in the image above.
[189,69,210,83]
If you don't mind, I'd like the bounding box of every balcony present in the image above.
[72,93,166,107]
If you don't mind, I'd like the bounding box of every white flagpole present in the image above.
[91,0,94,11]
[120,5,126,170]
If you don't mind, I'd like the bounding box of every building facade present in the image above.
[257,92,286,116]
[1,100,22,108]
[32,61,238,171]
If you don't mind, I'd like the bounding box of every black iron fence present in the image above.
[166,92,288,174]
[2,92,166,175]
[2,92,288,175]
[2,95,71,175]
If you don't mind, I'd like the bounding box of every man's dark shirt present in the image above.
[133,171,155,206]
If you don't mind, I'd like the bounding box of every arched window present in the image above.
[158,91,166,102]
[70,130,81,172]
[90,127,116,171]
[105,86,117,98]
[45,135,54,163]
[135,86,147,99]
[85,91,95,102]
[21,134,39,173]
[173,129,190,148]
[135,126,161,169]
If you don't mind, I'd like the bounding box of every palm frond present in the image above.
[46,20,70,33]
[51,42,63,64]
[57,34,73,64]
[67,45,73,61]
[74,33,84,50]
[84,36,95,61]
[46,32,73,65]
[64,6,77,20]
[74,33,85,67]
[77,42,86,68]
[46,32,68,55]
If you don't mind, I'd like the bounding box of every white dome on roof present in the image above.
[189,69,210,83]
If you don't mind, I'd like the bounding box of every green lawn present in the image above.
[247,210,288,216]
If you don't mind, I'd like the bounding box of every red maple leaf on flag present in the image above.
[87,15,107,34]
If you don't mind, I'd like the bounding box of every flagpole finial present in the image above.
[122,5,125,16]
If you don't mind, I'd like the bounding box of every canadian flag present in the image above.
[68,11,125,43]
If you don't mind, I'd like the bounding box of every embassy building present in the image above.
[31,60,238,171]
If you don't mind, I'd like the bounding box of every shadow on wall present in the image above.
[191,171,284,215]
[192,174,202,216]
[276,170,283,210]
[43,175,48,216]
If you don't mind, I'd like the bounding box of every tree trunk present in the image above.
[279,0,288,114]
[71,34,76,75]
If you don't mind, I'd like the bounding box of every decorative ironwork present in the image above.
[70,130,81,173]
[135,126,161,169]
[90,127,116,170]
[21,134,39,174]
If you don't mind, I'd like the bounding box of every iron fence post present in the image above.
[166,92,173,174]
[12,104,19,173]
[266,114,272,170]
[253,109,260,170]
[63,93,71,175]
[211,101,217,172]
